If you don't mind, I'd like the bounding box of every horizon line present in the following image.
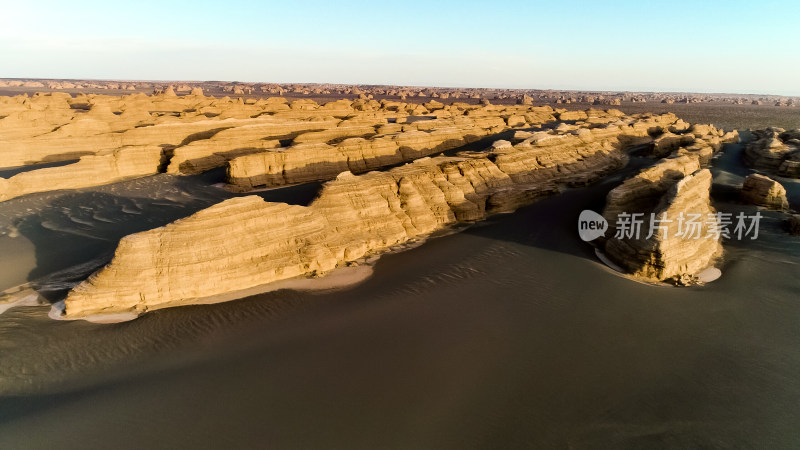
[1,76,798,98]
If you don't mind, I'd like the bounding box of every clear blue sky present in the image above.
[2,0,798,95]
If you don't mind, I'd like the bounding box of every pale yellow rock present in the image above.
[740,173,789,210]
[166,118,340,174]
[602,155,701,224]
[64,112,701,317]
[291,125,378,144]
[602,157,722,283]
[745,128,800,178]
[0,146,163,201]
[226,108,561,191]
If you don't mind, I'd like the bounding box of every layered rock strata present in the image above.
[0,146,163,201]
[740,173,789,210]
[0,93,556,169]
[0,92,564,200]
[744,128,800,178]
[225,109,664,191]
[601,156,722,284]
[222,106,561,190]
[648,124,739,166]
[64,113,689,317]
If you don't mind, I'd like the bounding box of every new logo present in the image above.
[578,210,608,242]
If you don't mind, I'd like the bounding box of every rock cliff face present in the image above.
[0,146,163,201]
[647,124,738,165]
[226,109,685,191]
[0,92,562,201]
[601,156,722,284]
[740,174,789,210]
[226,124,495,190]
[745,128,800,178]
[63,112,690,317]
[3,89,739,205]
[602,155,701,224]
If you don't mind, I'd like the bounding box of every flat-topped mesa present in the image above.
[0,146,163,202]
[601,156,722,284]
[744,128,800,178]
[740,173,789,210]
[225,126,489,191]
[224,109,668,192]
[64,114,686,318]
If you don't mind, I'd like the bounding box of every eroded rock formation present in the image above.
[224,108,661,191]
[740,173,789,210]
[601,156,723,284]
[648,124,739,166]
[744,128,800,178]
[0,146,163,201]
[0,92,566,201]
[64,112,709,317]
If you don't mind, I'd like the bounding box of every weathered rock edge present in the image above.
[64,113,686,317]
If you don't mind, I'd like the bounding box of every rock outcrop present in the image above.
[740,173,789,210]
[601,156,723,284]
[225,109,671,191]
[227,125,491,190]
[63,112,691,317]
[744,128,800,178]
[0,146,163,201]
[647,124,738,165]
[0,92,566,200]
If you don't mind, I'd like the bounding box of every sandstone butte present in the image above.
[1,91,566,201]
[740,173,789,210]
[601,155,722,284]
[744,128,800,178]
[223,108,645,191]
[63,112,739,318]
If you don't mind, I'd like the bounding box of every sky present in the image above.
[1,0,798,95]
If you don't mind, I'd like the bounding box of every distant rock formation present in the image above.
[63,112,690,317]
[744,128,800,178]
[740,173,789,210]
[2,79,797,114]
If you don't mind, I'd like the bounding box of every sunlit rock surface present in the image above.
[744,128,800,178]
[65,112,709,317]
[602,156,722,284]
[740,173,789,210]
